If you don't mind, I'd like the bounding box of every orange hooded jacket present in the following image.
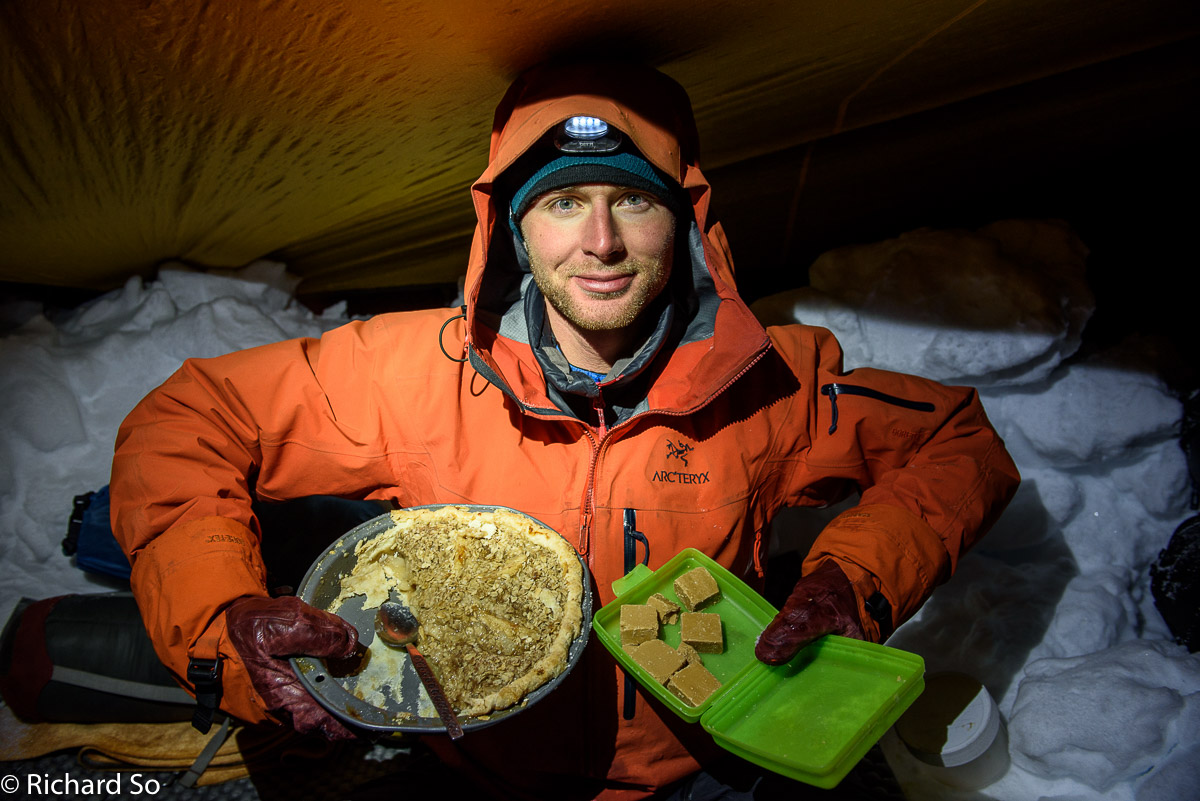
[111,61,1019,799]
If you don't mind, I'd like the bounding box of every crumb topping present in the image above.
[333,506,583,716]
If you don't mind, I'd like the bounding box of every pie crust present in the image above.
[333,506,584,717]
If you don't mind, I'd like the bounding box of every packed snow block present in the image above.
[1134,741,1200,801]
[1109,443,1192,520]
[985,358,1183,470]
[1030,570,1139,660]
[157,260,299,314]
[1008,640,1200,792]
[1182,390,1200,494]
[0,265,354,630]
[750,219,1093,387]
[0,351,88,453]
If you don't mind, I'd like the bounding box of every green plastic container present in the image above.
[592,548,925,789]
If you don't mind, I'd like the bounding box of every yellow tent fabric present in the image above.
[1,1,1195,296]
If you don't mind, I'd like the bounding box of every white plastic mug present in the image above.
[893,671,1010,790]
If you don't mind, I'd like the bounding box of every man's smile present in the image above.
[571,272,635,295]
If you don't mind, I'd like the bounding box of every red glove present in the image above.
[225,596,360,740]
[755,560,866,666]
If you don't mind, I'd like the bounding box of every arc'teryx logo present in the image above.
[651,439,710,485]
[666,439,693,468]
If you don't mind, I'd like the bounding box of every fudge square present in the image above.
[673,566,720,611]
[620,603,660,646]
[680,611,723,653]
[627,639,687,685]
[646,592,680,624]
[668,661,723,706]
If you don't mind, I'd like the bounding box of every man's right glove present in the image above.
[225,595,360,740]
[755,560,867,666]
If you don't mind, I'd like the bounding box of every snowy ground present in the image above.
[754,219,1198,800]
[3,221,1198,800]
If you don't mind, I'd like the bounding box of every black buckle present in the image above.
[864,591,894,642]
[187,658,223,734]
[61,491,95,556]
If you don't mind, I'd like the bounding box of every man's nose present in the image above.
[581,206,625,262]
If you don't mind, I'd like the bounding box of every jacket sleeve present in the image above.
[772,324,1020,641]
[109,322,379,725]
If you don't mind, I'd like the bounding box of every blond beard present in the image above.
[528,255,671,332]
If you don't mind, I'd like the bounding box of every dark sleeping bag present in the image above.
[0,591,193,723]
[3,493,386,725]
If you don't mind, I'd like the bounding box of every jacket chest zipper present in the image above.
[576,348,771,552]
[820,382,935,435]
[578,430,599,555]
[577,390,607,555]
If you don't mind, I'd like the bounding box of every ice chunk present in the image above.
[1008,640,1200,792]
[158,259,300,314]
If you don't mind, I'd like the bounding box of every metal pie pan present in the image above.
[290,504,592,735]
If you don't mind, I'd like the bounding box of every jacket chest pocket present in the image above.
[621,427,764,511]
[594,426,771,558]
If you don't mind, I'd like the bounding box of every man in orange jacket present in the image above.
[111,59,1019,799]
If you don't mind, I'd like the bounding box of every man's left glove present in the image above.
[755,560,866,666]
[225,595,360,740]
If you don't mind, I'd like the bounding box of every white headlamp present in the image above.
[555,116,623,153]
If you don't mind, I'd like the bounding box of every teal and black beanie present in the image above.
[508,151,681,235]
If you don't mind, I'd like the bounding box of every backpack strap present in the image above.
[176,715,234,788]
[50,665,193,705]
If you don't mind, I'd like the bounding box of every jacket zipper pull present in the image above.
[622,508,649,721]
[592,391,608,439]
[623,508,649,571]
[578,509,591,554]
[821,384,841,435]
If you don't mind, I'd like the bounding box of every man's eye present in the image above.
[551,197,576,212]
[621,192,656,210]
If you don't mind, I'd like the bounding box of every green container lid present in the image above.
[593,548,925,789]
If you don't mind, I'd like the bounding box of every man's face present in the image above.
[519,184,675,333]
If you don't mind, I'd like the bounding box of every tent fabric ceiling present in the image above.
[1,0,1195,296]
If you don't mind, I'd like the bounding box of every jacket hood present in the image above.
[462,60,769,420]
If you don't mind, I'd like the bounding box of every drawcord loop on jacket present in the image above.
[438,306,468,363]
